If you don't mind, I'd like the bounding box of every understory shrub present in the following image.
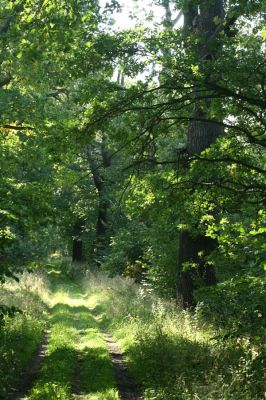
[195,273,266,340]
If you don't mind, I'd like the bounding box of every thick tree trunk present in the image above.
[72,239,83,262]
[177,0,224,307]
[187,106,223,154]
[177,231,217,307]
[96,194,108,236]
[87,137,111,260]
[72,220,83,262]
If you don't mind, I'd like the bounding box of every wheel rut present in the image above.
[8,299,143,400]
[11,330,50,400]
[103,333,144,400]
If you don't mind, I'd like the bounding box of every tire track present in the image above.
[103,333,144,400]
[12,330,50,400]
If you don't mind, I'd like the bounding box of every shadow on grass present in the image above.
[48,303,116,397]
[37,347,77,381]
[73,347,115,395]
[46,266,86,299]
[50,303,98,331]
[0,322,43,400]
[0,289,46,400]
[89,303,112,330]
[28,347,77,399]
[32,347,116,398]
[124,330,259,398]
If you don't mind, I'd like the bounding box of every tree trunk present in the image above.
[72,239,83,262]
[72,220,83,262]
[87,137,111,260]
[177,0,224,307]
[177,231,217,307]
[96,193,108,236]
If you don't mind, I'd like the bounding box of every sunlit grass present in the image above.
[0,272,48,399]
[28,273,119,400]
[1,262,264,400]
[82,269,265,400]
[85,389,120,400]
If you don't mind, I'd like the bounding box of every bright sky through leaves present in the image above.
[100,0,180,29]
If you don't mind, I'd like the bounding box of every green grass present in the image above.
[0,265,119,400]
[28,270,119,400]
[81,269,266,400]
[0,272,48,399]
[1,262,265,400]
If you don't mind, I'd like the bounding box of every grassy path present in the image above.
[21,274,140,400]
[27,279,118,400]
[2,265,264,400]
[103,333,143,400]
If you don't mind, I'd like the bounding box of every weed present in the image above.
[1,264,264,400]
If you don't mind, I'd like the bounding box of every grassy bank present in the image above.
[82,269,265,400]
[0,272,48,399]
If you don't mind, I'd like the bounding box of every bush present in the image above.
[195,273,266,340]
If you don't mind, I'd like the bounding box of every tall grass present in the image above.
[0,263,264,400]
[0,266,119,400]
[0,271,49,399]
[82,270,265,400]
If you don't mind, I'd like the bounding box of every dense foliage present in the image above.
[0,0,265,397]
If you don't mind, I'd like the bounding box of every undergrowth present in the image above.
[0,261,264,400]
[0,272,48,399]
[82,269,266,400]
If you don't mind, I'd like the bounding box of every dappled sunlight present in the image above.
[1,0,265,397]
[26,273,119,400]
[80,269,265,399]
[1,266,264,399]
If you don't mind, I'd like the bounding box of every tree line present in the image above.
[0,0,265,318]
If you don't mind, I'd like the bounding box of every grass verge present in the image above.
[1,261,264,400]
[0,272,48,399]
[81,269,265,400]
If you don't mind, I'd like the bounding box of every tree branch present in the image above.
[192,155,266,175]
[123,157,177,171]
[2,124,34,131]
[205,80,266,109]
[0,76,12,88]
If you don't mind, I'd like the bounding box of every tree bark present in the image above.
[87,136,111,260]
[72,239,83,262]
[177,0,224,307]
[72,220,83,262]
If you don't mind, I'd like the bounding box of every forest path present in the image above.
[103,333,143,400]
[12,332,49,400]
[12,273,142,400]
